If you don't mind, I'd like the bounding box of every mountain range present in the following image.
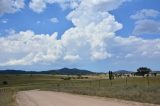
[0,68,94,75]
[0,68,159,75]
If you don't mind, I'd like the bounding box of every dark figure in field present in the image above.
[114,73,118,78]
[114,73,122,78]
[153,73,157,77]
[151,73,157,77]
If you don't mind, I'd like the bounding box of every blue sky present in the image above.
[0,2,73,37]
[0,0,160,72]
[112,0,160,38]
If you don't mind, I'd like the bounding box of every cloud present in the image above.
[0,19,8,23]
[112,36,160,62]
[29,0,128,13]
[131,9,160,35]
[64,55,80,61]
[50,17,59,23]
[5,29,16,35]
[0,0,125,66]
[80,0,128,11]
[0,30,63,66]
[1,30,160,67]
[131,9,160,20]
[0,0,25,15]
[29,0,46,13]
[29,0,80,13]
[133,19,160,35]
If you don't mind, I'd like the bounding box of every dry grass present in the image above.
[0,88,16,106]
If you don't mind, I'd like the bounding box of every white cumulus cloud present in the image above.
[29,0,46,13]
[131,9,160,20]
[29,0,80,13]
[0,0,25,15]
[131,9,160,35]
[133,19,160,35]
[64,55,80,61]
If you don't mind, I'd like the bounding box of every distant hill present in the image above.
[114,70,133,74]
[0,68,94,75]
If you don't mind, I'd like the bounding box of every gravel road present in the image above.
[16,90,158,106]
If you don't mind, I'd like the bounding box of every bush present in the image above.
[2,81,8,85]
[63,77,71,80]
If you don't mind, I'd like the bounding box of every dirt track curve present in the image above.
[16,90,158,106]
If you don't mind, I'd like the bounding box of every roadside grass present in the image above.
[0,88,17,106]
[0,74,160,105]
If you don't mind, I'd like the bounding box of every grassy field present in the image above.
[0,74,160,105]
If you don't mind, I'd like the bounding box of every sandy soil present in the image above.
[16,90,158,106]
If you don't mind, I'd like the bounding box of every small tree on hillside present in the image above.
[137,67,151,76]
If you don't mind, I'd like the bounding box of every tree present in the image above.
[137,67,151,76]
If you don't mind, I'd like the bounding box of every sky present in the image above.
[0,0,160,72]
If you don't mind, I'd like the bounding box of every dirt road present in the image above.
[16,90,158,106]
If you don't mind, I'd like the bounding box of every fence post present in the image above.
[147,75,149,87]
[109,71,113,86]
[90,81,92,88]
[110,80,112,86]
[125,77,128,86]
